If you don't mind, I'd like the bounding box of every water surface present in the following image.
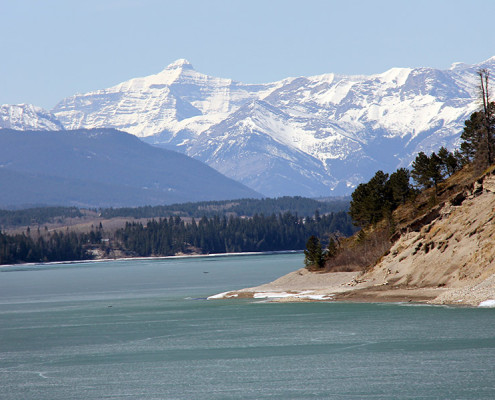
[1,253,494,399]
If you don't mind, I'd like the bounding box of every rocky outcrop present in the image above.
[353,170,495,306]
[212,171,495,306]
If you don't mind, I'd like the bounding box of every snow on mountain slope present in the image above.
[187,60,487,196]
[0,104,64,131]
[32,57,495,195]
[186,100,337,196]
[54,59,284,138]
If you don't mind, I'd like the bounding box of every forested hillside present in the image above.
[116,211,354,256]
[0,230,96,264]
[100,196,349,219]
[0,210,355,264]
[0,207,83,228]
[0,128,260,208]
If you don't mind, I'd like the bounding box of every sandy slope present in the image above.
[357,173,495,306]
[211,172,495,307]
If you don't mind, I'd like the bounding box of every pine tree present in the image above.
[478,69,495,167]
[461,108,487,162]
[411,152,431,188]
[304,235,324,270]
[411,152,444,191]
[428,152,444,190]
[460,69,495,170]
[325,236,338,260]
[387,168,412,205]
[349,182,372,226]
[349,170,390,226]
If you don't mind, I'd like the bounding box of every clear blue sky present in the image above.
[2,0,495,109]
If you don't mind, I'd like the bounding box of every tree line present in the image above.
[411,69,495,190]
[99,196,350,219]
[115,211,355,257]
[349,168,414,227]
[0,211,355,264]
[0,207,83,229]
[348,144,467,229]
[0,229,99,265]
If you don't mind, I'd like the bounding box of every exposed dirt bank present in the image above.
[211,171,495,307]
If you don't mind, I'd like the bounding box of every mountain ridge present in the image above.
[2,56,495,196]
[0,128,261,208]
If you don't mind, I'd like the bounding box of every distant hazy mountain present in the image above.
[0,128,260,208]
[3,57,494,196]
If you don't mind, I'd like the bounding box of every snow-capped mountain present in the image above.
[0,104,64,131]
[54,59,283,139]
[5,57,495,197]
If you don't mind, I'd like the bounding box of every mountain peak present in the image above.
[1,103,64,131]
[165,59,194,71]
[478,55,495,67]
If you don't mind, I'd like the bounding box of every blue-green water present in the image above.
[1,253,495,399]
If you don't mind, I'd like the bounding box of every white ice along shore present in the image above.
[206,269,357,301]
[478,300,495,308]
[207,290,334,301]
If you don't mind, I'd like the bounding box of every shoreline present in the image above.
[0,249,303,269]
[208,268,495,308]
[208,176,495,308]
[6,250,495,308]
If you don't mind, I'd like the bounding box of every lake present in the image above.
[1,253,495,399]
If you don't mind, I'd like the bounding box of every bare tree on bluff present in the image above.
[461,69,495,170]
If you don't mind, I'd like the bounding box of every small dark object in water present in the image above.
[203,271,209,274]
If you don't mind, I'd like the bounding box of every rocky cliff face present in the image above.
[209,168,495,306]
[356,169,495,305]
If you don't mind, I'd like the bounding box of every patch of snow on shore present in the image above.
[478,299,495,308]
[253,291,334,301]
[207,292,238,300]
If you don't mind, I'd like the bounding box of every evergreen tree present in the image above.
[325,236,338,260]
[429,152,444,190]
[478,69,495,167]
[460,69,495,170]
[437,146,461,177]
[387,168,413,205]
[349,170,390,226]
[112,211,355,258]
[411,152,444,190]
[461,109,485,162]
[411,152,431,188]
[304,235,324,270]
[349,182,372,226]
[460,104,495,168]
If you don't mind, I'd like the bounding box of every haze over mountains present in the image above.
[2,57,495,197]
[0,129,260,208]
